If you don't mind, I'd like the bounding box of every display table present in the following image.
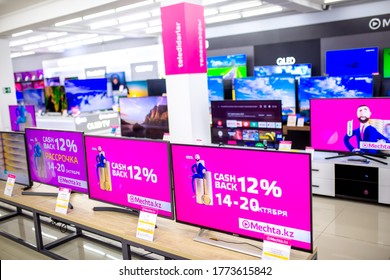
[0,183,317,260]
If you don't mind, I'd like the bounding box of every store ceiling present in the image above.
[1,0,387,58]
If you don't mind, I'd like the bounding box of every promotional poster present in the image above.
[85,136,173,218]
[171,144,312,252]
[8,105,36,132]
[25,129,88,193]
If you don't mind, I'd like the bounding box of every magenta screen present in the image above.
[85,136,173,218]
[171,144,313,252]
[311,98,390,154]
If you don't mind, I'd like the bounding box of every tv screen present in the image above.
[126,80,148,98]
[64,78,113,114]
[254,63,312,78]
[299,75,374,121]
[106,72,126,91]
[8,105,36,131]
[326,47,379,76]
[44,86,67,113]
[310,98,390,155]
[208,76,224,103]
[25,128,88,193]
[211,100,283,148]
[384,48,390,79]
[45,77,61,86]
[207,54,247,80]
[22,87,45,112]
[171,144,313,253]
[85,135,173,218]
[0,131,32,187]
[147,79,166,97]
[120,96,168,140]
[234,76,296,117]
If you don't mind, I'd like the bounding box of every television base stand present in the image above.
[193,228,262,258]
[21,191,74,209]
[325,152,388,165]
[93,206,139,217]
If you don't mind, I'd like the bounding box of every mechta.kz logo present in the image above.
[369,17,390,30]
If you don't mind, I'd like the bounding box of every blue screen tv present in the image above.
[326,47,379,76]
[207,54,247,80]
[254,63,312,78]
[64,78,112,114]
[298,75,374,121]
[208,76,224,104]
[234,76,296,117]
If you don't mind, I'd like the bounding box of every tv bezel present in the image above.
[84,134,174,220]
[171,143,313,254]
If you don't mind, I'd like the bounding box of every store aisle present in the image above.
[1,195,390,260]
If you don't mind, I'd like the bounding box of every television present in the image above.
[254,63,312,78]
[0,131,32,187]
[84,135,173,218]
[207,54,247,80]
[8,105,36,132]
[126,80,148,98]
[24,128,88,193]
[44,86,67,113]
[383,48,390,79]
[325,47,379,76]
[64,78,113,114]
[120,96,168,140]
[299,75,374,121]
[208,76,224,103]
[147,79,166,96]
[22,84,45,112]
[106,72,126,91]
[171,144,313,253]
[234,76,296,117]
[211,100,283,148]
[310,98,390,156]
[45,77,61,86]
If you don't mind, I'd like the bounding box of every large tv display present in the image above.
[64,78,113,114]
[8,105,36,132]
[384,48,390,79]
[171,144,313,253]
[22,84,45,112]
[25,128,88,193]
[207,54,247,80]
[147,79,166,96]
[254,63,312,78]
[234,76,296,116]
[0,132,32,187]
[311,98,390,155]
[211,100,283,148]
[208,76,224,103]
[299,75,374,121]
[325,47,379,76]
[44,86,67,113]
[106,72,126,91]
[85,135,173,218]
[127,80,148,98]
[120,96,168,139]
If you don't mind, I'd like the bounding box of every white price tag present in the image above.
[136,207,158,242]
[279,141,292,151]
[55,187,71,214]
[4,174,16,197]
[287,115,297,127]
[297,117,305,127]
[262,235,291,260]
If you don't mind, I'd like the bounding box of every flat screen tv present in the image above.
[106,72,126,91]
[8,105,36,132]
[208,76,224,103]
[254,63,312,78]
[326,47,379,76]
[126,80,148,97]
[120,96,168,140]
[234,76,296,117]
[171,144,313,253]
[211,100,283,148]
[44,86,67,113]
[147,79,166,96]
[84,135,173,218]
[25,128,88,193]
[310,98,390,156]
[45,77,61,86]
[64,78,113,114]
[22,85,45,112]
[0,131,32,187]
[207,54,247,80]
[299,75,374,121]
[383,48,390,79]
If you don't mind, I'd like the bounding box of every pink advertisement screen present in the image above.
[311,98,390,154]
[9,105,37,132]
[85,136,173,218]
[171,144,313,252]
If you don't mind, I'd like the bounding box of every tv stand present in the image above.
[22,191,74,209]
[93,206,139,217]
[325,152,388,165]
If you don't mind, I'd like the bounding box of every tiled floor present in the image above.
[1,195,390,260]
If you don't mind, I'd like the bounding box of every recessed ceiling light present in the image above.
[116,0,154,12]
[83,9,115,21]
[55,17,82,27]
[11,30,33,37]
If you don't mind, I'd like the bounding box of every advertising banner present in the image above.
[9,105,36,132]
[25,129,87,193]
[85,136,173,218]
[171,144,312,252]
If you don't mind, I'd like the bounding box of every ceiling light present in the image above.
[219,1,262,13]
[145,26,162,34]
[55,17,82,26]
[120,23,149,32]
[204,9,219,17]
[23,44,40,51]
[27,35,47,43]
[89,19,118,29]
[39,40,58,48]
[82,37,103,45]
[83,9,115,20]
[11,30,33,37]
[46,32,68,39]
[203,0,230,6]
[118,12,151,24]
[324,0,345,3]
[56,36,77,44]
[205,13,241,24]
[9,39,28,47]
[102,35,125,42]
[10,51,35,58]
[116,0,154,13]
[242,6,283,17]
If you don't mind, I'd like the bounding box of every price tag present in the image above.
[297,117,305,127]
[136,207,158,242]
[305,146,315,160]
[4,174,16,197]
[279,141,292,151]
[55,187,71,214]
[262,235,291,260]
[287,115,297,127]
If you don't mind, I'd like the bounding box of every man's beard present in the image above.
[359,116,369,123]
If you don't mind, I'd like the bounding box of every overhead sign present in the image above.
[130,61,159,80]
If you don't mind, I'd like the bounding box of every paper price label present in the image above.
[55,187,71,214]
[136,207,158,242]
[4,174,16,197]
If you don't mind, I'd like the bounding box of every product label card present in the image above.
[262,235,291,260]
[55,187,71,214]
[279,141,292,151]
[4,174,16,197]
[136,207,158,242]
[297,117,305,127]
[287,115,297,127]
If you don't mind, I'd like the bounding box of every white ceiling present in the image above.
[0,0,387,58]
